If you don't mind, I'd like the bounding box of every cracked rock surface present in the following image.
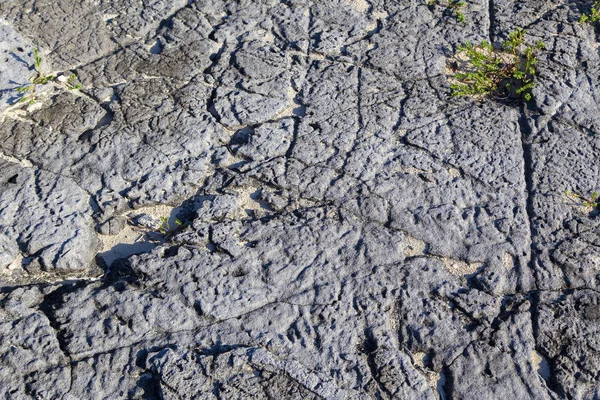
[0,0,599,398]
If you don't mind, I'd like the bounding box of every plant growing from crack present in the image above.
[14,48,82,104]
[64,73,83,90]
[15,48,55,104]
[566,189,599,208]
[449,28,546,101]
[426,0,466,23]
[580,1,600,24]
[159,216,183,236]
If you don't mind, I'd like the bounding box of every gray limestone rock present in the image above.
[0,0,600,398]
[0,287,70,399]
[0,24,35,112]
[536,290,600,399]
[147,347,335,399]
[0,159,100,283]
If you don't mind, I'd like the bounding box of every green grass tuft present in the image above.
[449,28,545,101]
[14,48,82,105]
[581,1,600,23]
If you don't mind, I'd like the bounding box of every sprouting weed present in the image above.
[65,74,83,90]
[14,48,82,105]
[449,28,546,101]
[581,1,600,24]
[159,216,184,235]
[566,189,599,208]
[18,48,55,104]
[159,216,169,235]
[427,0,467,23]
[15,85,36,105]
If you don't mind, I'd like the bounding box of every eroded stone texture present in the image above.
[536,290,600,399]
[0,0,599,398]
[0,287,70,398]
[0,159,100,281]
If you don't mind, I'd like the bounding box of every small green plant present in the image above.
[427,0,466,23]
[65,74,83,90]
[14,48,82,104]
[159,216,183,235]
[566,190,599,208]
[580,1,600,24]
[449,28,545,101]
[15,48,55,104]
[31,48,54,85]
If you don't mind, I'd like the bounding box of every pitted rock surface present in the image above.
[0,0,598,398]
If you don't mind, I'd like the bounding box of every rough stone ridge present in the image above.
[0,0,598,398]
